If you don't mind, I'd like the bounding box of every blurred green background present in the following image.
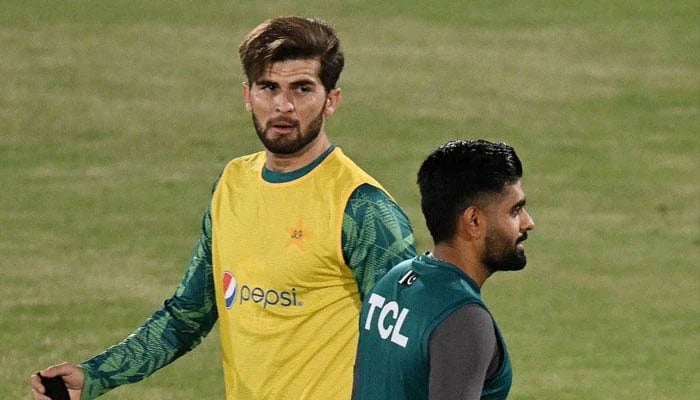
[2,1,698,399]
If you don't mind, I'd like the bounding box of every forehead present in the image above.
[501,181,525,204]
[506,180,524,197]
[257,58,322,83]
[488,180,525,208]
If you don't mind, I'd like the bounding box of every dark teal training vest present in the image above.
[353,254,512,400]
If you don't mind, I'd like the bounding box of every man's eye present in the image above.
[297,86,311,93]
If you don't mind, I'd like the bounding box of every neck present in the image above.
[265,132,331,173]
[431,242,491,288]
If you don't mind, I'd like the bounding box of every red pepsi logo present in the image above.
[223,271,237,309]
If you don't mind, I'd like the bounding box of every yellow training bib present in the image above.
[211,148,384,399]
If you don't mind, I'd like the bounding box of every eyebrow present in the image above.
[254,78,318,88]
[254,79,277,87]
[290,79,317,87]
[511,198,527,212]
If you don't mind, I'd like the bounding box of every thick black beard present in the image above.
[483,231,527,272]
[253,105,325,155]
[484,249,527,272]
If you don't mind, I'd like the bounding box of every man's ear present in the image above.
[242,82,252,112]
[461,205,484,240]
[324,88,342,116]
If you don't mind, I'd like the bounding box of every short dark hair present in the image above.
[417,140,523,243]
[238,16,345,92]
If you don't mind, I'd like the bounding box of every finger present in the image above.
[31,387,51,400]
[37,367,58,379]
[41,362,72,378]
[29,373,45,393]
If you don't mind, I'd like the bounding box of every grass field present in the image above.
[2,1,698,399]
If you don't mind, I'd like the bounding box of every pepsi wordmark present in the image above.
[223,270,302,309]
[239,285,301,308]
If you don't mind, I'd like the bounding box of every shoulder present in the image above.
[436,304,494,337]
[427,304,499,399]
[220,151,266,175]
[429,304,496,363]
[212,151,266,190]
[347,184,409,221]
[349,183,394,204]
[343,184,414,245]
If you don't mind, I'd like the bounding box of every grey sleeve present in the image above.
[428,304,497,400]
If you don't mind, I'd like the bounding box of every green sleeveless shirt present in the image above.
[353,254,512,399]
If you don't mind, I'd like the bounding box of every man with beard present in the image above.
[31,17,415,400]
[352,140,534,400]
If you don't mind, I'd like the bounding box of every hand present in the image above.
[30,363,84,400]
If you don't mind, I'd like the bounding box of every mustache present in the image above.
[517,232,529,244]
[267,117,299,128]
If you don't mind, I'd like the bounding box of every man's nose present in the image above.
[274,91,295,113]
[523,209,535,231]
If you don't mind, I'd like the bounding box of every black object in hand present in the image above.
[38,373,70,400]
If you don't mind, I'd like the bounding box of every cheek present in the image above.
[249,100,274,122]
[250,98,270,113]
[249,92,273,109]
[299,102,325,121]
[508,218,521,238]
